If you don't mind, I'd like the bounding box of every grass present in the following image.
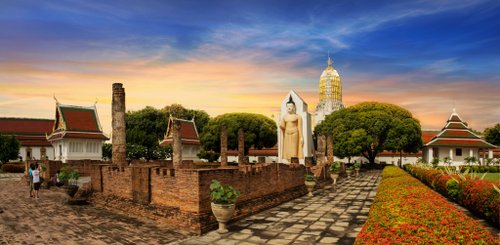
[479,172,500,183]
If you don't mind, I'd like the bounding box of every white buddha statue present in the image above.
[280,96,304,161]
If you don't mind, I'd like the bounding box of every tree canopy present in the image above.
[315,102,422,165]
[0,134,20,164]
[484,123,500,146]
[200,113,277,157]
[124,104,207,160]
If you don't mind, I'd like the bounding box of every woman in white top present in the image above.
[32,164,41,199]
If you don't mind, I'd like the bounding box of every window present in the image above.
[456,148,462,156]
[26,147,32,160]
[40,147,46,160]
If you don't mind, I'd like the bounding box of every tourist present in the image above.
[53,170,63,187]
[32,163,41,199]
[28,163,34,198]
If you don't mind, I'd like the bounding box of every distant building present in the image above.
[46,103,108,162]
[315,56,345,125]
[160,116,201,161]
[422,109,496,165]
[0,117,54,161]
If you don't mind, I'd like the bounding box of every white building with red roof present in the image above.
[159,116,201,161]
[0,117,55,161]
[423,109,496,165]
[46,102,108,162]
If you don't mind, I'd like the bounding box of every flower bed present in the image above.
[406,165,500,227]
[355,166,498,245]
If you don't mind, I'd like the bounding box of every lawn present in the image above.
[479,172,500,183]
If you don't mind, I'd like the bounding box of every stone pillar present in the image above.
[316,134,326,164]
[238,128,246,165]
[112,83,126,169]
[326,133,334,163]
[172,119,182,168]
[469,148,474,157]
[220,125,228,166]
[449,148,453,160]
[488,149,493,159]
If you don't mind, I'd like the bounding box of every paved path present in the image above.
[0,179,189,245]
[174,170,382,245]
[0,171,382,245]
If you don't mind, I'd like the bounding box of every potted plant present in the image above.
[59,166,80,197]
[329,161,341,185]
[345,165,353,178]
[354,162,361,177]
[304,173,317,197]
[210,179,240,233]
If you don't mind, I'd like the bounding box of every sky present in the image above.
[0,0,499,136]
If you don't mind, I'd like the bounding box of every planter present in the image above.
[211,202,236,233]
[65,185,79,197]
[305,181,316,197]
[330,172,339,185]
[346,170,353,178]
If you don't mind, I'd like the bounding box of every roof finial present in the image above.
[53,94,59,104]
[94,97,98,105]
[327,51,332,67]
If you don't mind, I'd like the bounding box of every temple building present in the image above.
[46,102,108,162]
[160,116,201,161]
[314,56,344,125]
[422,109,496,165]
[0,118,55,161]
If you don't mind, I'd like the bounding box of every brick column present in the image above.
[112,83,127,169]
[220,125,228,166]
[326,133,334,163]
[238,128,246,165]
[173,119,182,168]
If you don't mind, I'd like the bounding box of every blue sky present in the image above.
[0,0,499,134]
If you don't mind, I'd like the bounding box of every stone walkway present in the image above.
[173,170,382,245]
[0,171,382,245]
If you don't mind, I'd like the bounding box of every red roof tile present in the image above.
[427,139,495,148]
[439,130,479,139]
[59,106,100,132]
[422,130,439,144]
[0,118,53,134]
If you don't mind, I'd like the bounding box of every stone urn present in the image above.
[305,181,316,197]
[355,169,360,177]
[211,202,236,233]
[330,172,339,186]
[345,169,353,179]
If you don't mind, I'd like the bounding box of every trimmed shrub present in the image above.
[355,166,498,244]
[1,163,25,173]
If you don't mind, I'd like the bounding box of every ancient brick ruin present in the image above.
[112,83,126,169]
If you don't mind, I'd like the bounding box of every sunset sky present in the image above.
[0,0,499,136]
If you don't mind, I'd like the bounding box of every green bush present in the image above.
[1,163,25,173]
[210,179,240,204]
[446,179,460,200]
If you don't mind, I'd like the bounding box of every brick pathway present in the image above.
[0,178,189,245]
[174,170,382,245]
[0,171,381,245]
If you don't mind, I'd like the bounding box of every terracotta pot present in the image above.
[330,173,339,185]
[305,181,316,197]
[211,202,236,233]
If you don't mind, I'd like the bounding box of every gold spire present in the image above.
[318,55,342,102]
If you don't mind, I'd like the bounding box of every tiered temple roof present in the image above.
[160,116,200,146]
[426,109,496,149]
[46,103,108,141]
[0,118,54,146]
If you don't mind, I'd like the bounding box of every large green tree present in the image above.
[315,102,422,166]
[484,123,500,146]
[161,104,210,135]
[0,134,20,164]
[200,113,277,157]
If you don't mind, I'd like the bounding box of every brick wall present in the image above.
[91,162,316,234]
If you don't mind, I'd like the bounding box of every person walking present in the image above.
[28,163,34,198]
[32,164,41,199]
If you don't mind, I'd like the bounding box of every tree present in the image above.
[102,143,112,160]
[199,113,277,158]
[161,104,210,135]
[315,102,422,166]
[0,134,20,164]
[126,106,167,160]
[484,123,500,146]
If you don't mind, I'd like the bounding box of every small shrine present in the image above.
[159,116,201,161]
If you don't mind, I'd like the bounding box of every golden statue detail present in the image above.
[280,96,304,161]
